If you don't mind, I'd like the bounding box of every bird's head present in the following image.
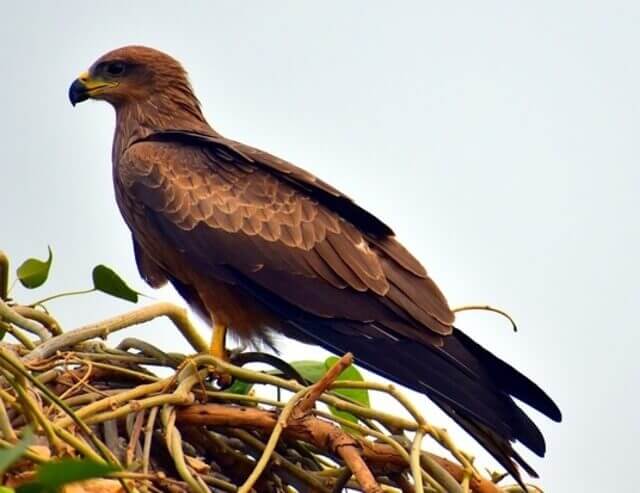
[68,46,193,108]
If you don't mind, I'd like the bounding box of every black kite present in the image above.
[69,46,561,483]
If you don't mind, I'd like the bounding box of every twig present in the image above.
[293,353,353,416]
[24,302,207,362]
[451,305,518,332]
[142,406,158,475]
[411,428,426,493]
[223,427,331,492]
[12,306,62,335]
[237,387,310,493]
[176,402,503,493]
[0,298,50,341]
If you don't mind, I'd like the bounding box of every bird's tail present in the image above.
[283,319,562,486]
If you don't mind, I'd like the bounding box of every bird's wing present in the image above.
[117,131,561,484]
[118,132,455,339]
[132,237,168,288]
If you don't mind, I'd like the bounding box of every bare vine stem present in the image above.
[0,255,538,493]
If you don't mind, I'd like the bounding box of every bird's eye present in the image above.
[105,62,126,76]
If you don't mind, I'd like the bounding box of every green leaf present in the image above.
[227,379,253,395]
[289,360,327,384]
[324,357,370,426]
[290,359,371,427]
[16,247,52,289]
[92,265,138,303]
[324,357,370,407]
[34,458,119,489]
[0,486,16,493]
[0,428,33,475]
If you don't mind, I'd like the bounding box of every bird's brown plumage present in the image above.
[70,46,561,484]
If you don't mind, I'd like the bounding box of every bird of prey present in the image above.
[69,46,561,483]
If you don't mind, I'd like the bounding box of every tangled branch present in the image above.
[0,252,542,493]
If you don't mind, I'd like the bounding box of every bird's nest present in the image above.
[0,255,540,493]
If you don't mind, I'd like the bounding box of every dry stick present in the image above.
[293,352,354,416]
[125,410,145,467]
[41,352,463,492]
[142,406,159,475]
[194,382,444,491]
[224,428,331,493]
[162,402,208,493]
[330,380,477,478]
[24,302,208,363]
[0,348,121,466]
[9,302,498,492]
[424,454,502,493]
[176,403,501,493]
[216,353,383,493]
[294,354,382,493]
[314,410,448,493]
[237,387,310,493]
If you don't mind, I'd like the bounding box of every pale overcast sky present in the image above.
[2,2,639,491]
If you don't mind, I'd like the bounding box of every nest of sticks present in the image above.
[0,273,538,492]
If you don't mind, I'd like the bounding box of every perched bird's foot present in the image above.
[208,322,232,387]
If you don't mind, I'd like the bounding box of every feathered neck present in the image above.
[112,83,217,160]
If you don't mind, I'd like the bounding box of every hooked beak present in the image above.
[68,71,118,106]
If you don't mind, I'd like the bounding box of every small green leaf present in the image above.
[92,265,138,303]
[324,357,370,407]
[16,247,52,289]
[290,359,371,427]
[0,486,16,492]
[0,428,34,475]
[289,360,327,384]
[227,379,253,395]
[324,357,370,426]
[34,458,119,489]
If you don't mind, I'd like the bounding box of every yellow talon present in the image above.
[209,321,228,360]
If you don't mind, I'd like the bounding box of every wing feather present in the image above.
[120,136,453,335]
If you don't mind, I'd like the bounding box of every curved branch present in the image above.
[24,302,207,362]
[176,403,503,493]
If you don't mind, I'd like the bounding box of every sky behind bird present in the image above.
[2,2,639,491]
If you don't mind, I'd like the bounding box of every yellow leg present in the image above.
[209,321,228,360]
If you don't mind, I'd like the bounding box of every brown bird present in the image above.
[69,46,561,483]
